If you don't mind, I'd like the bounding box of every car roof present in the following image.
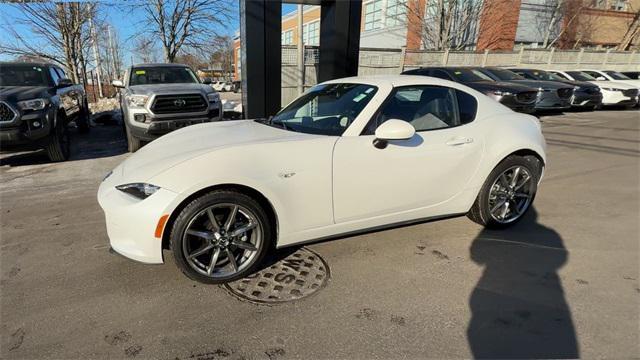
[131,63,190,68]
[0,61,54,67]
[324,74,476,88]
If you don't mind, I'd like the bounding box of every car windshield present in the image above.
[449,69,494,82]
[0,64,50,86]
[604,71,631,80]
[485,68,525,81]
[566,71,596,81]
[523,70,565,81]
[129,66,199,85]
[269,83,378,136]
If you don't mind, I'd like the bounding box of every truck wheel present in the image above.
[125,125,142,152]
[76,99,90,133]
[45,119,70,162]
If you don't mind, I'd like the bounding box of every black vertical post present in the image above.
[318,0,362,82]
[240,0,282,119]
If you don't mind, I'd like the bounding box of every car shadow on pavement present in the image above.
[467,207,579,359]
[0,117,127,167]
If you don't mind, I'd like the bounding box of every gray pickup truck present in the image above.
[113,63,222,152]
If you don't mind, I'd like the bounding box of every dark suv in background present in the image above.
[402,67,539,113]
[0,62,89,161]
[508,68,602,110]
[476,67,574,111]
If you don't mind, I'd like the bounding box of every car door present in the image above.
[332,85,483,223]
[52,67,80,118]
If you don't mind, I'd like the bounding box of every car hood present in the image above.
[465,80,537,93]
[590,80,638,89]
[0,86,51,102]
[128,83,213,95]
[501,80,570,91]
[612,79,640,88]
[119,120,312,182]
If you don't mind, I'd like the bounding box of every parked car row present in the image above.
[402,66,640,113]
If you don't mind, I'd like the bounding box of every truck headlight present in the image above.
[125,95,149,107]
[207,92,220,103]
[17,98,48,110]
[116,183,160,199]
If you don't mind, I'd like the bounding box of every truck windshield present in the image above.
[268,83,378,136]
[0,65,50,86]
[129,67,199,85]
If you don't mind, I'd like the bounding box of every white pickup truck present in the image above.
[113,63,222,152]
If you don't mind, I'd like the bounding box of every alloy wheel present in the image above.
[488,165,533,224]
[182,203,262,279]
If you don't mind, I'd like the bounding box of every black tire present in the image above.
[125,124,142,152]
[76,99,90,133]
[171,190,273,284]
[467,155,542,229]
[44,118,70,162]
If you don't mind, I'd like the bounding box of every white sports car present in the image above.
[98,75,546,284]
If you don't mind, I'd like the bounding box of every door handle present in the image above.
[446,137,474,146]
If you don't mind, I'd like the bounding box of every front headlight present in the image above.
[116,183,160,199]
[17,98,48,110]
[125,94,149,107]
[492,90,513,96]
[207,92,220,103]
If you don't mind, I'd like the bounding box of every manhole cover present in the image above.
[223,247,330,304]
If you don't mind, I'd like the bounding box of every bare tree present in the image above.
[137,0,233,63]
[403,0,484,50]
[0,2,98,83]
[134,35,161,64]
[617,11,640,50]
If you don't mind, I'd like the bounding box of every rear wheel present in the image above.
[44,117,70,162]
[171,190,272,284]
[468,155,541,228]
[76,99,90,133]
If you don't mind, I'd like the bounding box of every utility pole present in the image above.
[297,4,304,95]
[88,17,103,98]
[108,27,118,80]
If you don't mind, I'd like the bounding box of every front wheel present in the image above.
[468,155,542,228]
[171,190,272,284]
[44,119,70,162]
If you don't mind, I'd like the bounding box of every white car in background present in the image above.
[211,81,227,92]
[580,69,640,104]
[551,70,639,108]
[98,75,546,284]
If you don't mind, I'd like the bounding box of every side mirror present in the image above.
[596,76,606,81]
[112,80,124,88]
[202,77,212,85]
[58,78,73,88]
[373,119,415,149]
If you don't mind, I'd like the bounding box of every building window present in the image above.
[364,0,384,31]
[385,0,406,27]
[610,0,627,10]
[303,21,319,46]
[282,30,293,45]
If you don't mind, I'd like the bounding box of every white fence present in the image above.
[280,46,640,105]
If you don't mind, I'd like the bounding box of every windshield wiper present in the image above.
[254,116,291,131]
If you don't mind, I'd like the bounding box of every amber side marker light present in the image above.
[155,214,169,238]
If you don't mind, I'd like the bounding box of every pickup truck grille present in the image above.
[150,94,207,114]
[557,88,573,99]
[516,91,537,104]
[0,102,17,122]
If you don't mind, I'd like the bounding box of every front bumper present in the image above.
[535,91,571,110]
[126,104,222,141]
[0,108,52,147]
[570,92,603,108]
[600,90,639,106]
[98,171,179,264]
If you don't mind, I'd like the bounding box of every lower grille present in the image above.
[516,91,538,104]
[0,102,17,122]
[557,88,573,99]
[150,94,207,114]
[622,89,639,97]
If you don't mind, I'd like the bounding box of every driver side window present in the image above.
[364,86,477,134]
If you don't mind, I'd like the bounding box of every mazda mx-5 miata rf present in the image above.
[98,75,547,284]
